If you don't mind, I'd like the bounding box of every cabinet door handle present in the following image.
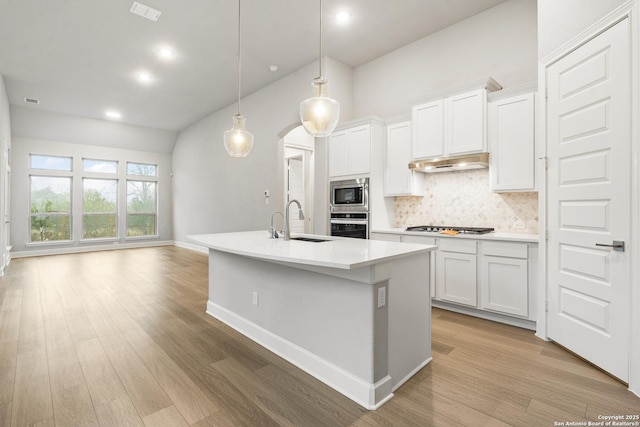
[595,240,625,252]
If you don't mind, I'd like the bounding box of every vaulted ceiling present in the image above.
[0,0,508,131]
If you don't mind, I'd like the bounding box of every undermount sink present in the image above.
[289,237,330,243]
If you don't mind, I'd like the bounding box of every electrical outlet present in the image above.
[514,219,526,229]
[252,291,259,306]
[377,287,386,308]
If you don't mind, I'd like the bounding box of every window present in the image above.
[28,153,161,245]
[83,179,117,239]
[30,176,72,242]
[83,158,118,174]
[127,180,157,236]
[30,154,72,171]
[127,162,157,176]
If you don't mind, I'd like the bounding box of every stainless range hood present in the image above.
[409,153,489,173]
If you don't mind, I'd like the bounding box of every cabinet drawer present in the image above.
[370,233,402,242]
[402,235,436,245]
[482,241,528,259]
[438,238,477,254]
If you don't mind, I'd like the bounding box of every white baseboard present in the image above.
[11,240,173,258]
[432,300,536,330]
[391,357,432,392]
[207,301,393,410]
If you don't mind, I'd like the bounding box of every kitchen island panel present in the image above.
[208,250,386,384]
[190,232,435,410]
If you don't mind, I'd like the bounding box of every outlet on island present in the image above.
[377,287,386,308]
[252,291,259,306]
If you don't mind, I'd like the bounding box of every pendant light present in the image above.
[224,0,254,157]
[299,0,340,137]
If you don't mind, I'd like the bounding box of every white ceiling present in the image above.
[0,0,508,131]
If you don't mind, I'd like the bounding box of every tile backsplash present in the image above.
[395,169,538,234]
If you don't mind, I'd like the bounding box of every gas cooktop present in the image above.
[405,225,495,235]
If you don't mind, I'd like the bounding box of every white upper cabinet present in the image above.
[328,131,349,177]
[411,79,500,161]
[489,92,536,192]
[445,88,486,155]
[385,121,423,196]
[328,124,371,177]
[412,100,444,159]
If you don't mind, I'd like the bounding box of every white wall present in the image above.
[11,136,173,254]
[10,106,178,154]
[353,0,538,120]
[537,0,628,59]
[171,58,353,244]
[0,75,12,272]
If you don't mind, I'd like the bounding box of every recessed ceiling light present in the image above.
[137,71,153,84]
[157,47,174,60]
[105,111,121,119]
[269,65,279,72]
[336,10,350,23]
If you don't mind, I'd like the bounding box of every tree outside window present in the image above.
[127,180,157,236]
[83,179,117,239]
[30,176,72,242]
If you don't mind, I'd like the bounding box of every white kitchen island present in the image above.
[188,231,436,409]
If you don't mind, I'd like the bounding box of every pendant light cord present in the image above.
[237,0,242,116]
[318,0,323,78]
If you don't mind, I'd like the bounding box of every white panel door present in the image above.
[547,19,630,381]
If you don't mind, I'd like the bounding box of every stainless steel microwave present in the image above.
[330,178,369,212]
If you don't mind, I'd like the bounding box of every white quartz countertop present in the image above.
[188,231,436,270]
[371,228,539,243]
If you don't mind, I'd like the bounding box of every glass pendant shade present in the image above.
[224,114,254,157]
[300,77,340,137]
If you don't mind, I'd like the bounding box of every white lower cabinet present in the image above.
[480,241,529,317]
[434,239,477,306]
[370,232,536,325]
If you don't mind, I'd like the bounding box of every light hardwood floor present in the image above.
[0,246,637,426]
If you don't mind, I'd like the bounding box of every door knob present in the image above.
[595,240,625,252]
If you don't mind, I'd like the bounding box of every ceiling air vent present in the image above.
[24,98,39,104]
[130,1,162,22]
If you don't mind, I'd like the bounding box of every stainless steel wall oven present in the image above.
[330,178,369,239]
[330,212,369,239]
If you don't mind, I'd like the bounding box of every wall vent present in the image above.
[130,1,162,22]
[24,98,39,104]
